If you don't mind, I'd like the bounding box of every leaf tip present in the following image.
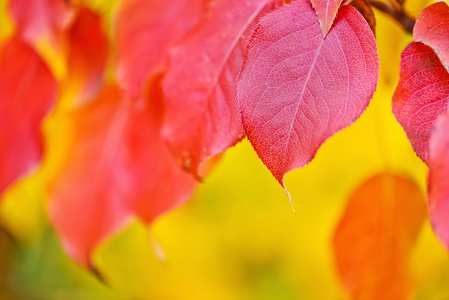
[282,180,296,213]
[90,265,110,286]
[149,232,166,262]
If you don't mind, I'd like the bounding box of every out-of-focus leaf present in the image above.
[11,229,122,300]
[392,41,449,164]
[162,0,283,178]
[0,36,58,197]
[237,0,378,192]
[428,113,449,253]
[392,1,449,164]
[47,86,129,268]
[114,0,207,98]
[93,221,161,299]
[61,7,109,105]
[77,0,120,39]
[8,0,73,48]
[413,2,449,70]
[8,0,74,80]
[333,173,426,300]
[46,81,197,268]
[0,224,19,300]
[311,0,344,36]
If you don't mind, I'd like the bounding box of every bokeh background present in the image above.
[1,0,449,299]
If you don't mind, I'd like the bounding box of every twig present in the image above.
[367,0,415,34]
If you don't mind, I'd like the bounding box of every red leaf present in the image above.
[0,37,58,196]
[162,0,283,178]
[349,0,376,36]
[414,2,449,70]
[64,7,109,103]
[392,41,449,164]
[333,173,426,300]
[9,0,73,47]
[311,0,344,36]
[237,0,378,190]
[428,113,449,252]
[48,82,197,268]
[115,0,207,98]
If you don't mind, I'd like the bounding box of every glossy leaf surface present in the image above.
[162,0,283,178]
[0,37,58,196]
[414,2,449,70]
[392,42,449,164]
[47,83,197,268]
[428,113,449,252]
[311,0,344,36]
[115,0,206,98]
[237,0,378,187]
[333,173,426,300]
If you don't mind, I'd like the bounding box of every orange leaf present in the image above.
[47,80,197,268]
[333,173,426,300]
[0,36,58,196]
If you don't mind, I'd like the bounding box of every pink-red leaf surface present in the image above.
[413,2,449,70]
[162,0,283,178]
[333,173,426,300]
[0,36,58,196]
[48,83,197,268]
[64,7,109,104]
[311,0,344,36]
[349,0,376,35]
[392,42,449,164]
[237,0,378,188]
[114,0,207,98]
[9,0,73,47]
[428,113,449,252]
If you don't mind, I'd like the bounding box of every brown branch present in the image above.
[367,0,415,34]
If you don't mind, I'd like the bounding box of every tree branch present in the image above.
[367,0,415,34]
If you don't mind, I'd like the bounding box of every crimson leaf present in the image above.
[162,0,284,179]
[392,42,449,164]
[0,36,58,196]
[350,0,376,36]
[414,2,449,70]
[237,0,378,194]
[64,7,109,104]
[115,0,207,98]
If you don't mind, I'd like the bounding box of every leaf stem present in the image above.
[367,0,415,34]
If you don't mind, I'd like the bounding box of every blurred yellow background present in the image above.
[1,0,449,299]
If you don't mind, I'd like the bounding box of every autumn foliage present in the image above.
[1,0,449,298]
